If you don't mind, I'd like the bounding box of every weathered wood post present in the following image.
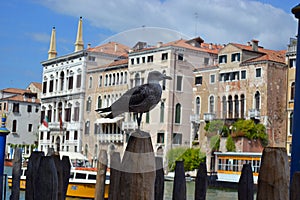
[290,172,300,200]
[94,149,108,200]
[118,130,156,200]
[35,156,58,200]
[25,151,44,200]
[154,157,164,200]
[238,163,253,200]
[256,147,289,200]
[108,152,121,200]
[172,160,186,200]
[61,156,71,199]
[10,148,22,200]
[194,162,207,200]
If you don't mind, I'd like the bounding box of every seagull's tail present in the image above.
[95,106,111,113]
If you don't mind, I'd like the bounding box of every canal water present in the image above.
[4,166,242,200]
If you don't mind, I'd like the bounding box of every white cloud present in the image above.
[29,32,50,43]
[35,0,297,50]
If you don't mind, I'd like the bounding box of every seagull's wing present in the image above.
[129,84,154,112]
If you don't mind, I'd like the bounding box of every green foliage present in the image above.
[210,134,220,151]
[226,135,236,152]
[205,120,229,136]
[232,119,268,147]
[166,147,206,172]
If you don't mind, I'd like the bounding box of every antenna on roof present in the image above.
[194,12,198,37]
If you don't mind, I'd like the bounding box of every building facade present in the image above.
[0,83,41,158]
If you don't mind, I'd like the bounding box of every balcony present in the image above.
[190,114,200,124]
[203,113,216,122]
[248,109,260,118]
[122,121,138,130]
[98,133,123,143]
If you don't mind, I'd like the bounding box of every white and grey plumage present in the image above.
[95,71,172,127]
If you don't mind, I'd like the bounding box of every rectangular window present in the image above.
[65,108,71,122]
[13,103,19,113]
[157,133,165,144]
[256,68,262,78]
[85,121,90,135]
[74,107,79,121]
[66,131,70,140]
[76,74,81,88]
[88,56,96,61]
[176,76,183,91]
[204,57,209,65]
[131,58,134,65]
[47,110,52,122]
[136,57,140,64]
[210,74,215,84]
[241,70,246,79]
[47,132,50,140]
[162,53,168,61]
[0,103,2,111]
[195,76,202,85]
[27,105,32,113]
[42,81,47,94]
[172,133,182,145]
[40,132,44,140]
[147,55,153,62]
[290,58,296,68]
[178,53,184,61]
[68,76,73,90]
[28,124,33,132]
[231,53,241,62]
[142,57,146,63]
[219,55,227,64]
[49,80,54,92]
[74,131,78,140]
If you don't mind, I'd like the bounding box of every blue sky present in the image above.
[0,0,299,89]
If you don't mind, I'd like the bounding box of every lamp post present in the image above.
[0,113,10,200]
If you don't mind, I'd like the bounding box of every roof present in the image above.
[1,94,40,104]
[28,82,42,90]
[130,37,223,54]
[88,41,129,57]
[1,88,31,95]
[89,59,128,71]
[231,43,286,64]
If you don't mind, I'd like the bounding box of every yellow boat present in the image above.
[8,167,110,199]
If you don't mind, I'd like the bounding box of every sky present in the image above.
[0,0,299,89]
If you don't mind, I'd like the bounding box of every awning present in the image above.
[95,116,124,124]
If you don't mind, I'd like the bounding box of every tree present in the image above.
[226,135,236,152]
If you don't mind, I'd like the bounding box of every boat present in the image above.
[7,151,110,199]
[164,172,195,182]
[213,152,262,184]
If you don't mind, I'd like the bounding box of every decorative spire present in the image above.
[48,27,57,60]
[74,16,84,52]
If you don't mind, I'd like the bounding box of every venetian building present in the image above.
[125,37,221,160]
[286,37,297,155]
[39,17,129,155]
[194,40,287,171]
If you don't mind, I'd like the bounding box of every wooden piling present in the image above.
[108,152,121,200]
[172,161,186,200]
[61,156,71,199]
[155,157,164,200]
[118,130,156,200]
[35,156,58,200]
[256,147,289,200]
[10,148,22,200]
[238,163,254,200]
[94,149,108,200]
[194,162,207,200]
[25,151,44,200]
[290,172,300,200]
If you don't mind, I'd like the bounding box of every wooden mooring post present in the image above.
[172,160,186,200]
[194,162,207,200]
[94,149,108,200]
[256,147,289,200]
[154,157,164,200]
[108,152,121,200]
[9,148,22,200]
[118,130,156,200]
[238,163,254,200]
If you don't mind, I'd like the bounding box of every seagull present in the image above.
[95,71,172,128]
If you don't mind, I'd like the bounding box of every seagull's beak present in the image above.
[164,75,172,80]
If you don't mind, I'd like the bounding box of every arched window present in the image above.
[290,112,293,135]
[240,94,245,118]
[60,71,65,91]
[109,74,112,86]
[228,95,233,118]
[105,74,108,86]
[160,102,165,123]
[135,73,141,86]
[291,82,295,100]
[255,91,260,111]
[195,97,200,115]
[222,96,227,118]
[116,73,119,85]
[209,96,214,113]
[94,144,98,160]
[12,120,17,132]
[124,72,128,84]
[175,103,181,123]
[99,75,102,87]
[234,95,239,118]
[162,70,166,90]
[112,74,116,85]
[86,97,92,111]
[97,96,102,109]
[120,72,123,84]
[89,76,92,88]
